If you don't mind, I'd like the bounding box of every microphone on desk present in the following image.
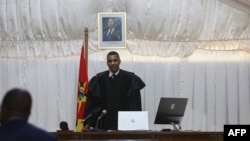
[97,109,107,120]
[94,109,107,130]
[81,107,101,123]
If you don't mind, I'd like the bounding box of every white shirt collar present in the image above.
[109,69,120,77]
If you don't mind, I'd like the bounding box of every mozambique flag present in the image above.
[76,45,88,132]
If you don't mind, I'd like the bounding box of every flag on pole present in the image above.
[76,45,88,132]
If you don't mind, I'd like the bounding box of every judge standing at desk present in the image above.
[84,51,145,130]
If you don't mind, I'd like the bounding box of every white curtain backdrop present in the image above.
[0,0,250,132]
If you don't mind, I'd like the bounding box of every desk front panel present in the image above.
[53,131,223,141]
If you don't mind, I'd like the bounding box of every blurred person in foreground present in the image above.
[0,88,57,141]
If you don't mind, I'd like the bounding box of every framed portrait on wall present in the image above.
[98,12,126,49]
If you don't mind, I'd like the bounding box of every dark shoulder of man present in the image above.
[96,71,109,78]
[120,69,135,77]
[95,71,109,84]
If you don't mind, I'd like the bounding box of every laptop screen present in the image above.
[154,97,188,124]
[118,111,149,131]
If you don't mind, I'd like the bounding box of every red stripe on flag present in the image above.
[76,45,88,132]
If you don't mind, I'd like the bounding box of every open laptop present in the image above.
[118,111,149,131]
[154,97,188,130]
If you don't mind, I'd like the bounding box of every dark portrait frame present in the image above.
[98,12,126,49]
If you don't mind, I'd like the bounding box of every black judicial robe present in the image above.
[84,69,145,130]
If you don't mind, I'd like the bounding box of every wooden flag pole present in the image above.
[84,27,89,69]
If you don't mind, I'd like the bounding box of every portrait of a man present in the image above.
[102,17,122,42]
[98,12,126,49]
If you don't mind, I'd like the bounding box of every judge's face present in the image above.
[107,54,120,73]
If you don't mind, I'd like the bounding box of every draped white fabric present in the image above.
[0,0,250,132]
[1,0,250,57]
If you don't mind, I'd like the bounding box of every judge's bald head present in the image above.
[0,88,32,123]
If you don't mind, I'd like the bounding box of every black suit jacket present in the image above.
[103,27,122,41]
[0,119,57,141]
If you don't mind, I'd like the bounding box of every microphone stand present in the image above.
[170,122,181,131]
[90,118,102,131]
[81,114,91,126]
[90,109,107,131]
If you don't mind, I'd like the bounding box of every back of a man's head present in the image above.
[0,88,32,124]
[59,121,69,131]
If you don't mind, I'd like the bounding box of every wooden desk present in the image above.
[52,131,223,141]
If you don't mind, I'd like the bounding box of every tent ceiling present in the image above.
[0,0,250,57]
[220,0,250,13]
